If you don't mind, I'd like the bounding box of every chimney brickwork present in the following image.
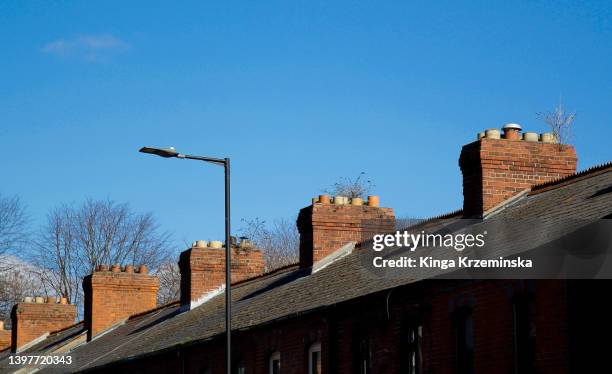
[0,321,11,351]
[460,134,577,217]
[10,300,76,352]
[297,196,395,269]
[83,265,158,340]
[179,241,265,310]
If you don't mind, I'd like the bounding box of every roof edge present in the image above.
[529,161,612,195]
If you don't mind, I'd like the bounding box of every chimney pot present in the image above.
[23,297,32,303]
[35,296,44,304]
[124,264,134,273]
[318,194,330,204]
[351,197,364,206]
[367,195,380,207]
[60,297,68,305]
[195,240,208,248]
[485,128,501,139]
[99,264,109,272]
[524,132,539,142]
[502,123,522,140]
[111,264,120,272]
[334,196,348,205]
[209,241,223,249]
[46,297,56,304]
[138,265,148,274]
[540,132,556,143]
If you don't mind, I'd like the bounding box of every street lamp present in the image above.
[139,146,232,374]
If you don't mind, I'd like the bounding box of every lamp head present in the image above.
[139,146,179,158]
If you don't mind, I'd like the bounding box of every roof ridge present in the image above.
[395,209,463,232]
[232,263,299,287]
[529,161,612,195]
[127,300,180,320]
[47,321,85,336]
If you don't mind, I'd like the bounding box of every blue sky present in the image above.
[1,1,610,253]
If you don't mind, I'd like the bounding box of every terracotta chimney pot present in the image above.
[318,195,330,204]
[502,123,522,140]
[138,265,148,274]
[367,195,380,207]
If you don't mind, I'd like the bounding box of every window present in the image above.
[357,336,371,374]
[234,361,246,374]
[405,324,422,374]
[308,342,322,374]
[454,308,474,374]
[269,351,280,374]
[513,297,536,374]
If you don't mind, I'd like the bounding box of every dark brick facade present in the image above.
[97,279,580,374]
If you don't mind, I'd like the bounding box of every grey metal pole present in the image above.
[224,158,231,374]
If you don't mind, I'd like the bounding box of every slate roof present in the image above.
[1,163,611,373]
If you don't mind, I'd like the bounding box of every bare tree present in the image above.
[0,194,28,270]
[324,172,375,199]
[31,199,174,310]
[240,218,299,271]
[0,256,45,327]
[537,100,576,146]
[156,261,180,305]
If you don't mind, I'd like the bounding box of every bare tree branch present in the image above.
[239,218,299,271]
[536,100,576,147]
[0,194,29,271]
[323,172,375,199]
[31,199,174,311]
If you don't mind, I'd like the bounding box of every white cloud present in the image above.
[42,34,129,61]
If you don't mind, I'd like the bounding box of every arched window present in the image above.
[308,342,322,374]
[269,351,281,374]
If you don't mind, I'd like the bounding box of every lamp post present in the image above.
[139,146,232,374]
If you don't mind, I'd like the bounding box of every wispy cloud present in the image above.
[42,34,129,62]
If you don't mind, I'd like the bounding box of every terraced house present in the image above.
[1,126,610,374]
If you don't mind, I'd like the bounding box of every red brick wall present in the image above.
[83,267,159,340]
[10,302,76,352]
[0,328,11,351]
[297,204,395,269]
[102,279,570,374]
[459,138,577,217]
[179,246,265,309]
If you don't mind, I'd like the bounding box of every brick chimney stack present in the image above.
[83,264,159,341]
[0,321,11,351]
[179,239,265,310]
[10,297,76,352]
[297,195,395,269]
[460,125,578,217]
